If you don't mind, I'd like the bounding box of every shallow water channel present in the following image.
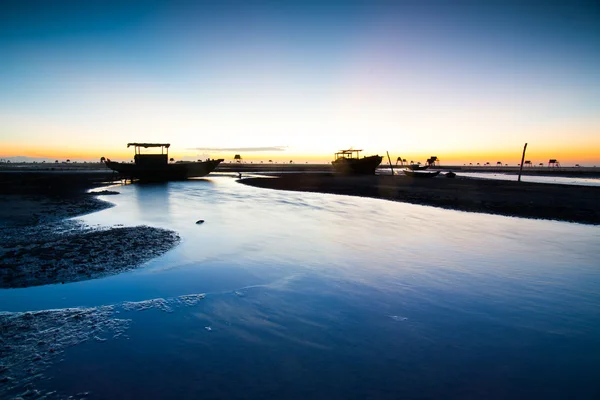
[1,176,599,399]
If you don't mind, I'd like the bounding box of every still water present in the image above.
[2,176,599,399]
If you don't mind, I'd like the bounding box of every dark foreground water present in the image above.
[1,176,599,399]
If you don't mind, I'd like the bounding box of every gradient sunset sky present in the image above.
[1,0,599,164]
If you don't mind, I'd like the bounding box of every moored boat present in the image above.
[105,143,224,182]
[403,169,440,178]
[407,164,429,171]
[332,149,382,175]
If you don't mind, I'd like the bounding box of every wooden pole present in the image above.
[386,151,395,176]
[518,143,528,182]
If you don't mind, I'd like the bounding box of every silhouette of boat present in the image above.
[105,143,223,181]
[403,169,440,178]
[407,164,429,171]
[332,149,382,175]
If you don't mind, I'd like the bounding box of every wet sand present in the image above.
[0,172,180,289]
[240,174,600,225]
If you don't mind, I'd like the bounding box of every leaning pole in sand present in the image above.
[518,143,528,182]
[386,151,395,176]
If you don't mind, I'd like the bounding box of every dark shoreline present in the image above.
[217,163,600,177]
[239,174,600,225]
[3,163,599,178]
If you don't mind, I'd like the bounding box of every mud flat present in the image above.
[240,174,600,225]
[1,221,180,288]
[0,171,180,289]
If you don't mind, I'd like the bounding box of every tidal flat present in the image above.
[240,174,600,224]
[0,175,181,289]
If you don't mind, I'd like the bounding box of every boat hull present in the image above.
[105,159,223,181]
[407,164,429,170]
[332,155,382,175]
[403,170,440,178]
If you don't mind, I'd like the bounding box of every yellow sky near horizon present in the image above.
[3,138,599,166]
[2,94,599,165]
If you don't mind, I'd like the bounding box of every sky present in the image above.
[1,0,599,165]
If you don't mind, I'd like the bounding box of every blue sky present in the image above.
[1,0,599,163]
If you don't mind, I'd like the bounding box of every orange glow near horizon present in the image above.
[3,143,599,166]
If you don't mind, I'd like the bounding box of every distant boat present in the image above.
[403,169,440,178]
[332,149,382,175]
[406,164,429,171]
[105,143,223,182]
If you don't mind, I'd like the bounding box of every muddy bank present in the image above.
[1,221,180,288]
[0,170,117,195]
[240,174,600,225]
[0,172,181,288]
[0,169,120,227]
[0,194,115,228]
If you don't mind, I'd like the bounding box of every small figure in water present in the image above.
[238,172,242,179]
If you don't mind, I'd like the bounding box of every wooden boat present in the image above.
[403,169,440,178]
[407,164,429,171]
[105,143,223,182]
[332,149,382,175]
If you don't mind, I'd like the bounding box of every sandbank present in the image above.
[239,174,600,225]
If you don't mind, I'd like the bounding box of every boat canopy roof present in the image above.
[127,143,171,148]
[335,149,363,158]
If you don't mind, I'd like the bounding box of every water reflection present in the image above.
[130,182,172,223]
